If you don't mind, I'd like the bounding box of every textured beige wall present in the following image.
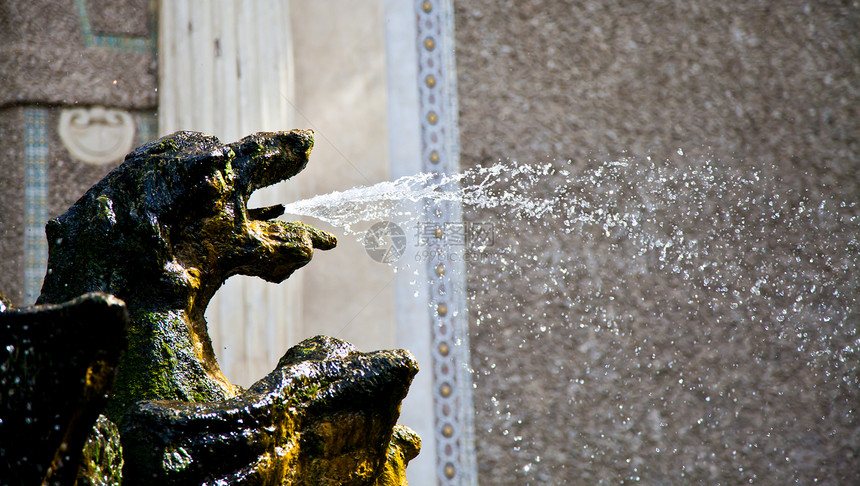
[0,0,156,109]
[454,1,858,483]
[0,108,27,304]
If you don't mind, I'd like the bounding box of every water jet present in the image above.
[285,153,859,483]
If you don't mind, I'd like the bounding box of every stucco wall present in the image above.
[454,1,858,483]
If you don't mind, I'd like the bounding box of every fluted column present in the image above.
[158,0,301,386]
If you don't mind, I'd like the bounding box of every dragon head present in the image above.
[38,129,335,316]
[37,130,337,412]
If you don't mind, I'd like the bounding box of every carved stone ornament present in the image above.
[58,106,136,166]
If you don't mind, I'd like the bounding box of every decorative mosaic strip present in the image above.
[415,2,478,485]
[24,108,49,304]
[135,112,158,145]
[74,0,155,53]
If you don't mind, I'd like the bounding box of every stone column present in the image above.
[158,0,301,386]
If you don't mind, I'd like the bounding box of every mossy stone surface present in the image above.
[36,130,336,421]
[120,335,420,486]
[8,130,420,484]
[0,293,127,486]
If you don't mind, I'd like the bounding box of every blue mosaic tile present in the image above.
[24,108,49,304]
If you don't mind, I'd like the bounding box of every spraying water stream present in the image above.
[283,162,557,233]
[284,155,859,482]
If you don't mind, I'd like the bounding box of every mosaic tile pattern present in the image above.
[24,108,49,304]
[415,1,478,484]
[74,0,155,53]
[135,112,157,145]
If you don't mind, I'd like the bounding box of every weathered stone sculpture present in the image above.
[37,130,338,419]
[2,130,419,484]
[0,293,128,485]
[121,336,419,485]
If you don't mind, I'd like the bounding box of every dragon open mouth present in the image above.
[39,129,337,308]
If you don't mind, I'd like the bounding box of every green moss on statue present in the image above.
[25,129,420,485]
[76,415,124,486]
[37,130,336,422]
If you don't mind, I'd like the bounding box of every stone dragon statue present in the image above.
[2,130,420,485]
